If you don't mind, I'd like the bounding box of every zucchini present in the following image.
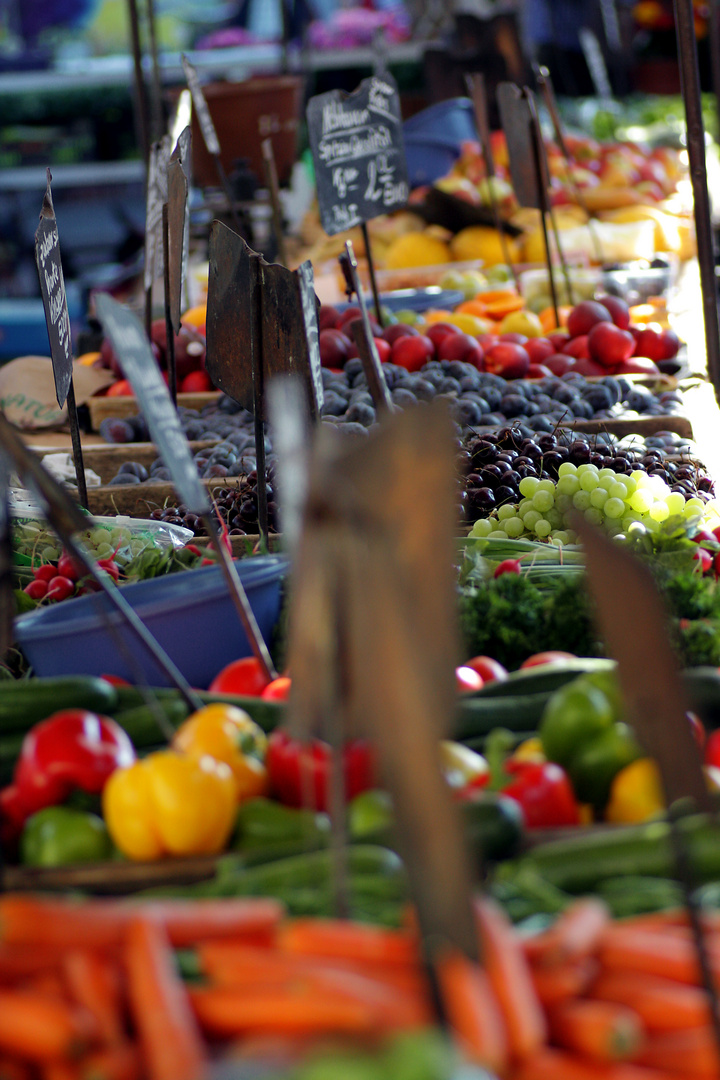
[0,676,118,734]
[468,659,616,700]
[512,813,720,894]
[454,692,553,740]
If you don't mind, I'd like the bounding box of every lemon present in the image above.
[384,232,452,269]
[499,310,544,338]
[450,226,519,266]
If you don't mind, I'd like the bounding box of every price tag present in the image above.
[296,261,324,418]
[181,54,220,156]
[167,135,189,336]
[34,171,73,409]
[95,294,210,517]
[144,136,171,292]
[307,74,409,236]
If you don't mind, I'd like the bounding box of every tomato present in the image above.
[261,676,292,702]
[106,379,133,397]
[100,674,132,687]
[521,651,577,669]
[209,657,271,697]
[705,729,720,768]
[455,666,483,693]
[464,656,508,683]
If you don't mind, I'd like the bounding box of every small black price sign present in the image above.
[34,171,72,408]
[307,74,409,236]
[94,294,210,517]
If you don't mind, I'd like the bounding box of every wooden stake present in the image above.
[361,222,384,328]
[126,0,150,167]
[261,137,288,267]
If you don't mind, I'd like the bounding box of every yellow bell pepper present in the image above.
[102,750,236,861]
[604,757,665,825]
[511,737,545,764]
[440,740,490,791]
[172,704,269,804]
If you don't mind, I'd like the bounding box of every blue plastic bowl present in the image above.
[403,137,462,188]
[403,98,478,144]
[14,556,287,690]
[336,287,465,315]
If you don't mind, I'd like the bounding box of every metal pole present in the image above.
[673,0,720,398]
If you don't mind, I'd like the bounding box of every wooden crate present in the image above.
[40,441,219,486]
[566,414,693,440]
[4,854,221,895]
[86,477,237,517]
[86,392,221,431]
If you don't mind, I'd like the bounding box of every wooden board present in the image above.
[85,392,221,430]
[567,414,693,439]
[86,477,238,517]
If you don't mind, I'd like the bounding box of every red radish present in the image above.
[493,558,522,579]
[98,559,120,583]
[24,579,48,600]
[33,564,58,583]
[46,576,75,602]
[693,548,713,573]
[57,553,81,582]
[456,666,484,693]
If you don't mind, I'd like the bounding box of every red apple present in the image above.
[499,332,528,345]
[437,332,482,363]
[633,325,679,361]
[463,345,485,370]
[545,353,576,376]
[566,300,612,339]
[525,337,555,364]
[573,355,610,377]
[594,294,630,330]
[319,328,352,368]
[615,356,661,375]
[547,330,570,351]
[180,370,213,393]
[484,342,530,379]
[526,363,553,379]
[319,305,340,330]
[391,334,435,373]
[374,337,391,364]
[426,322,458,350]
[383,324,419,345]
[587,321,635,367]
[476,332,500,351]
[562,335,590,360]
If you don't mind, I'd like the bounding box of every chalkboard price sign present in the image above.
[34,171,72,408]
[307,75,409,236]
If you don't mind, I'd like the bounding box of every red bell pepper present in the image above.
[501,759,580,829]
[266,729,375,811]
[10,710,135,823]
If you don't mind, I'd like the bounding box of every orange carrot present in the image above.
[40,1064,80,1080]
[19,971,67,999]
[508,1046,688,1080]
[0,896,282,951]
[0,990,94,1063]
[591,969,713,1032]
[474,896,547,1063]
[188,984,377,1038]
[547,998,644,1063]
[0,944,66,983]
[80,1043,141,1080]
[63,952,125,1047]
[531,958,599,1009]
[635,1026,720,1077]
[124,917,206,1080]
[277,919,417,967]
[435,947,508,1075]
[598,924,713,985]
[524,898,610,967]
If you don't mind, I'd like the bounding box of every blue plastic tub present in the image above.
[14,556,287,690]
[0,285,84,361]
[403,137,462,187]
[403,98,478,144]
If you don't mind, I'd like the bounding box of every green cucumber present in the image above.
[111,687,282,733]
[468,660,616,700]
[454,692,553,740]
[0,676,118,734]
[112,700,191,748]
[510,813,720,894]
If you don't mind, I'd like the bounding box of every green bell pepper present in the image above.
[20,805,113,867]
